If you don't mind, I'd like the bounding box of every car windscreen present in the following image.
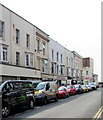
[74,85,79,88]
[58,87,64,90]
[89,83,96,85]
[36,83,45,90]
[33,82,40,88]
[67,86,71,89]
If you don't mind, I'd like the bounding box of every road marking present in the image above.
[93,106,103,119]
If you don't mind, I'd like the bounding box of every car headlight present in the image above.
[26,93,33,97]
[37,91,43,96]
[59,91,64,93]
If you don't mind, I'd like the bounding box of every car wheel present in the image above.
[28,99,35,109]
[64,94,66,98]
[75,91,77,95]
[68,93,70,97]
[42,97,48,105]
[2,106,10,117]
[54,96,58,102]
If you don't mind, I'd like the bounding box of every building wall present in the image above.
[35,28,50,80]
[49,38,65,76]
[64,48,72,77]
[0,4,41,81]
[71,51,83,81]
[83,58,94,84]
[0,4,98,83]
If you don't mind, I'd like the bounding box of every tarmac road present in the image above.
[5,88,102,119]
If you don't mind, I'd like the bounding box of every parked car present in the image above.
[34,81,58,105]
[66,85,76,95]
[89,83,97,90]
[0,80,35,117]
[85,85,92,91]
[74,84,83,94]
[81,85,89,93]
[58,86,69,98]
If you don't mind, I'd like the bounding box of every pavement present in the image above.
[4,88,102,119]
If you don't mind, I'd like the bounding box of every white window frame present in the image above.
[25,53,34,67]
[0,45,8,62]
[42,59,48,73]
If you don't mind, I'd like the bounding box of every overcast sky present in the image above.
[0,0,101,81]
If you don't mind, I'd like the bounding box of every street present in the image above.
[5,88,102,119]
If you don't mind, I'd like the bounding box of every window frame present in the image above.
[26,34,30,48]
[25,53,34,67]
[42,59,48,73]
[0,45,8,62]
[42,42,46,55]
[16,52,20,66]
[0,20,4,38]
[16,28,20,44]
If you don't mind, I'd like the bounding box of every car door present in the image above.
[73,86,76,93]
[12,82,23,105]
[3,82,17,106]
[18,82,30,104]
[45,83,51,100]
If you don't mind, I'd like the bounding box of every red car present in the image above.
[58,86,69,98]
[66,85,76,95]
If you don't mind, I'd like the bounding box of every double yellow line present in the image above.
[93,106,103,119]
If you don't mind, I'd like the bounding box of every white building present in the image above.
[0,4,48,82]
[49,38,67,85]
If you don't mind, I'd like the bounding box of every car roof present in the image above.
[0,80,36,88]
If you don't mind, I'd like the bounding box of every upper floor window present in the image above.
[67,68,69,75]
[66,57,68,65]
[60,65,63,75]
[16,28,20,44]
[26,34,30,48]
[0,20,4,38]
[36,38,40,52]
[60,65,64,75]
[52,49,54,61]
[61,54,63,63]
[16,52,20,66]
[57,65,59,74]
[86,71,88,75]
[57,52,59,62]
[0,45,8,62]
[25,53,34,67]
[51,63,54,74]
[42,42,46,55]
[42,59,48,73]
